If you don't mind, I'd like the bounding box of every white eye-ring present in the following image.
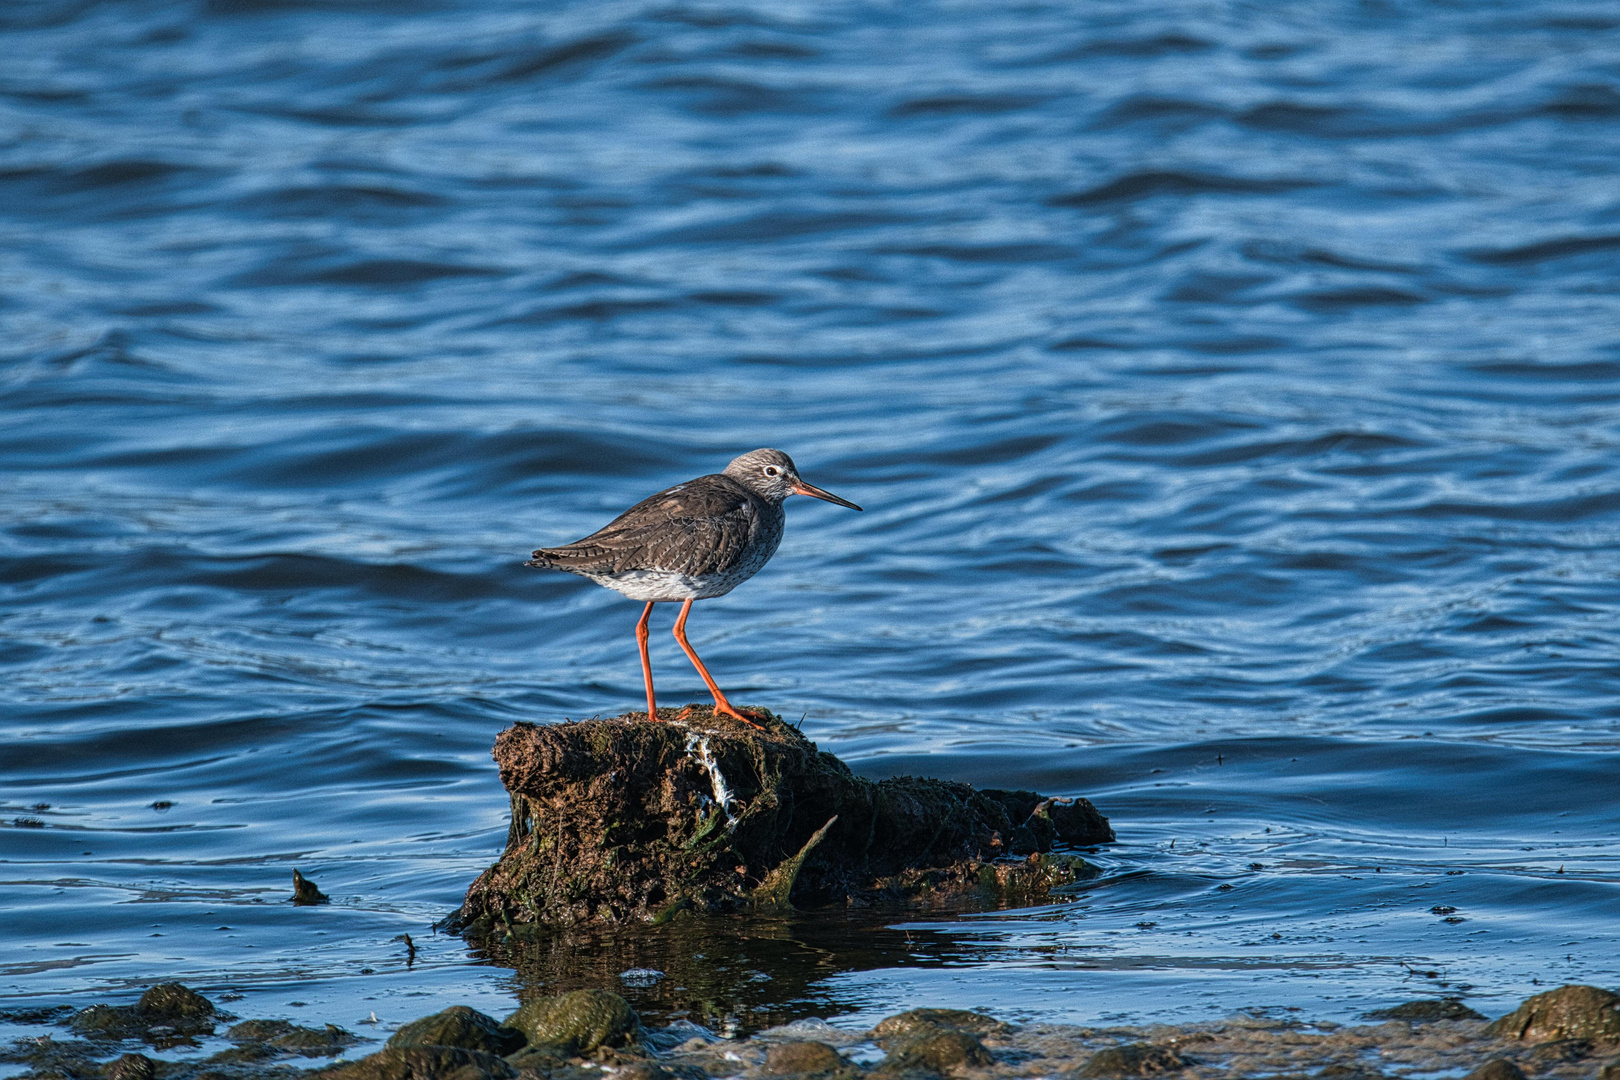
[764,465,781,476]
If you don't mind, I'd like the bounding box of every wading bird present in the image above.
[528,449,861,726]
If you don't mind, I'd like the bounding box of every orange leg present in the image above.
[672,599,763,729]
[636,601,658,721]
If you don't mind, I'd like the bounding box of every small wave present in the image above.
[231,256,504,288]
[1045,33,1214,60]
[1289,286,1427,311]
[1464,233,1620,265]
[887,93,1049,118]
[231,183,450,221]
[1049,170,1317,206]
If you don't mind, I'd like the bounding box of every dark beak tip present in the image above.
[793,481,862,512]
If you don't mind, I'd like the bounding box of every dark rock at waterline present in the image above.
[763,1041,852,1077]
[105,1054,156,1080]
[613,1064,682,1080]
[1523,1038,1595,1065]
[1075,1043,1187,1077]
[70,983,220,1041]
[502,990,640,1054]
[873,1010,1011,1041]
[880,1028,993,1072]
[1462,1060,1526,1080]
[293,869,330,906]
[450,710,1112,928]
[1486,984,1620,1045]
[0,1006,74,1025]
[1598,1058,1620,1080]
[319,1045,516,1080]
[231,1023,358,1055]
[1366,998,1485,1021]
[387,1007,524,1057]
[1314,1067,1385,1080]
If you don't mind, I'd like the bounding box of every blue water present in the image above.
[3,0,1619,1045]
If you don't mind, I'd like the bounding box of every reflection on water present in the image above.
[474,912,939,1034]
[4,0,1620,1033]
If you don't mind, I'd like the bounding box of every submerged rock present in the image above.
[293,869,331,906]
[225,1017,359,1057]
[763,1041,851,1076]
[1076,1044,1187,1078]
[502,990,640,1054]
[1366,999,1485,1022]
[872,1010,1009,1041]
[105,1053,156,1080]
[68,983,220,1042]
[1461,1061,1525,1080]
[451,711,1112,928]
[880,1028,992,1072]
[320,1045,516,1080]
[1485,984,1620,1045]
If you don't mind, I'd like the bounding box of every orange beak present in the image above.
[792,480,862,511]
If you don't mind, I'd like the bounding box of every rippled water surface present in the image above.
[4,0,1620,1044]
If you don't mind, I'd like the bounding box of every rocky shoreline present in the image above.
[5,981,1619,1080]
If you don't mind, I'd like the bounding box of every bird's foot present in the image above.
[711,702,768,731]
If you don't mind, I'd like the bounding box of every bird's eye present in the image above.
[764,466,780,476]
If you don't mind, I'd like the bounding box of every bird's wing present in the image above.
[529,476,758,577]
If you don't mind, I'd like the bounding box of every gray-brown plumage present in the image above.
[528,448,861,726]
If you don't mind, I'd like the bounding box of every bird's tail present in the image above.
[526,544,612,571]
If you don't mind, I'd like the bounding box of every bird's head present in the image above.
[723,448,862,510]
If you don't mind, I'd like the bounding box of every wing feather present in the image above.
[528,475,759,577]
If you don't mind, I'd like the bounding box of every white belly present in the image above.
[585,567,753,602]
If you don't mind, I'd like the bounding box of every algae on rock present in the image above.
[451,709,1113,929]
[1485,985,1620,1045]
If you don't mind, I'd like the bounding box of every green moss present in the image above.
[1367,999,1485,1022]
[874,1010,1008,1041]
[388,1008,524,1056]
[321,1045,515,1080]
[880,1029,992,1072]
[763,1042,850,1076]
[501,991,639,1055]
[1075,1043,1186,1078]
[1487,985,1620,1045]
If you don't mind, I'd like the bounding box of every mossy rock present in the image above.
[273,1024,361,1056]
[1524,1038,1595,1065]
[873,1010,1009,1042]
[320,1045,516,1080]
[880,1029,992,1073]
[229,1020,300,1042]
[209,1042,283,1064]
[503,1046,571,1071]
[225,1018,358,1058]
[136,985,215,1027]
[502,991,639,1055]
[1462,1060,1526,1080]
[70,984,219,1042]
[1486,985,1620,1045]
[104,1053,156,1080]
[452,715,1113,928]
[388,1008,524,1056]
[1075,1044,1187,1078]
[70,1005,138,1040]
[1366,999,1485,1022]
[764,1042,851,1076]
